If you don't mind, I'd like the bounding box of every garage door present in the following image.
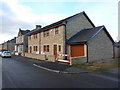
[71,44,85,57]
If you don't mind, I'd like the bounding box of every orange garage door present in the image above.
[71,44,85,57]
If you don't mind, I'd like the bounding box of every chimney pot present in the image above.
[36,25,42,29]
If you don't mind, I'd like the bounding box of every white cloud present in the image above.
[0,0,118,43]
[0,0,68,43]
[83,2,118,41]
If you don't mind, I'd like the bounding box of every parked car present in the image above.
[1,51,11,58]
[0,49,8,56]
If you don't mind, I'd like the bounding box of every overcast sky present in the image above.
[0,0,119,44]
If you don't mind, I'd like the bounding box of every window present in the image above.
[33,34,37,39]
[30,46,32,53]
[29,36,31,40]
[43,31,49,37]
[47,45,49,52]
[55,27,59,34]
[43,45,46,52]
[43,32,46,37]
[43,45,49,52]
[46,32,49,36]
[58,45,61,52]
[33,46,38,51]
[33,46,35,51]
[36,46,38,51]
[35,34,37,39]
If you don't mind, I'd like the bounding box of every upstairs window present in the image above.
[55,27,59,34]
[29,36,31,40]
[33,34,37,39]
[35,34,37,39]
[43,31,49,37]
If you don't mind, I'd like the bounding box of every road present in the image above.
[2,57,119,88]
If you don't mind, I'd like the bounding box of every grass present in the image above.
[72,58,119,71]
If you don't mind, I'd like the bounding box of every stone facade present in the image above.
[40,25,65,55]
[114,45,120,58]
[15,29,30,56]
[88,29,114,62]
[28,25,65,61]
[68,28,114,64]
[2,38,16,52]
[71,57,87,65]
[28,12,94,63]
[28,33,41,54]
[25,53,55,62]
[66,14,94,39]
[16,35,24,53]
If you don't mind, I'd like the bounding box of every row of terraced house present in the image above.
[1,11,120,65]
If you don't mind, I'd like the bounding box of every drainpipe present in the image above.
[86,43,89,63]
[63,22,68,61]
[63,22,67,54]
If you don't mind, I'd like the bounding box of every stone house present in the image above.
[27,11,114,64]
[15,28,30,56]
[67,26,114,64]
[2,37,16,52]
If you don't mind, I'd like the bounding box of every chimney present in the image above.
[36,25,42,29]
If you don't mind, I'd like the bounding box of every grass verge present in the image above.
[72,58,119,71]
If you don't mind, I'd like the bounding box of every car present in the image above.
[1,51,11,58]
[0,49,8,56]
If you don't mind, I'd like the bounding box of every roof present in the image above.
[28,11,95,36]
[20,30,30,35]
[26,28,40,36]
[67,26,114,44]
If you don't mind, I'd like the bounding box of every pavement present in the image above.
[12,55,91,74]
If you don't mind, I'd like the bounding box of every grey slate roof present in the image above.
[20,30,30,35]
[28,11,95,35]
[26,28,40,36]
[67,26,114,43]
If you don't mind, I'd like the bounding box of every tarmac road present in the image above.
[1,56,119,88]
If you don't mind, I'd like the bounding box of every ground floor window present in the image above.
[58,45,61,52]
[33,46,38,51]
[30,46,32,53]
[43,45,49,52]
